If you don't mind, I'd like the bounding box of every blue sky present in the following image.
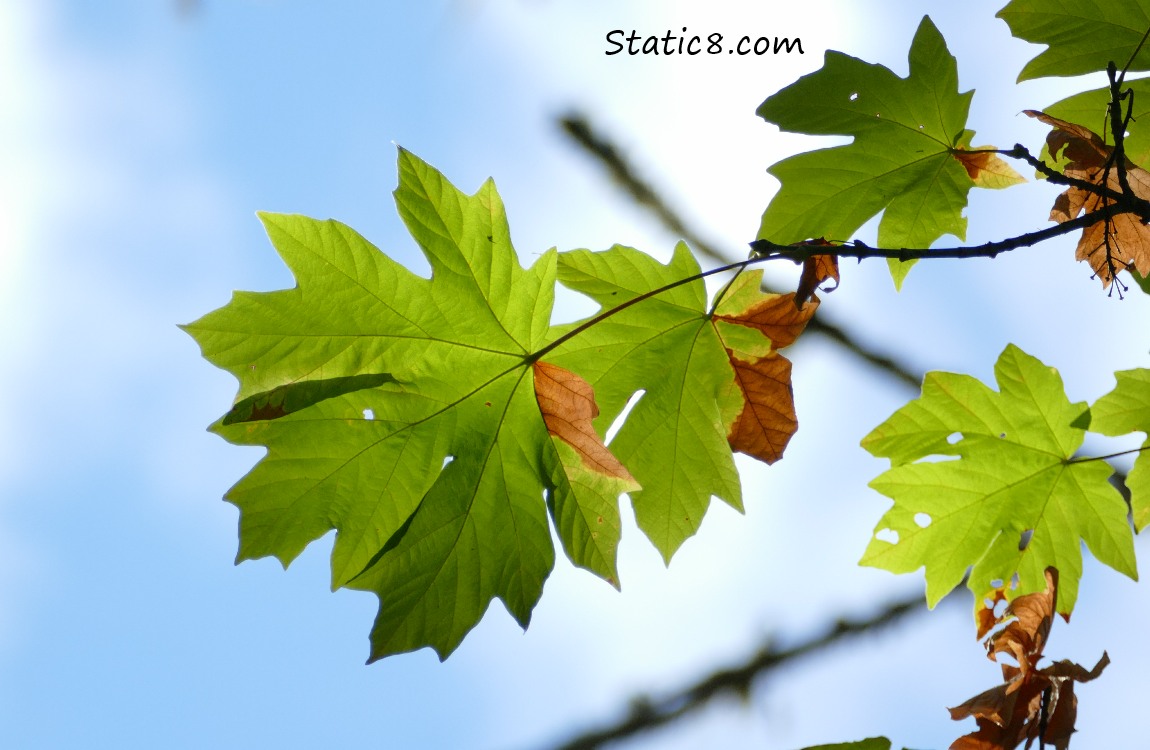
[1,1,1148,748]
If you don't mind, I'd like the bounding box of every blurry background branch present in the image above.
[533,591,932,750]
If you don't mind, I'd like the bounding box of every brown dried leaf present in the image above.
[713,272,826,465]
[793,239,841,308]
[984,568,1057,681]
[533,361,635,482]
[949,568,1109,750]
[1039,654,1110,750]
[724,352,795,464]
[1027,110,1150,286]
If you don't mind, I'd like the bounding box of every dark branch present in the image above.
[531,592,928,750]
[749,202,1132,263]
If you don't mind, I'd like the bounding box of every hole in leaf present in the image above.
[982,594,1008,619]
[999,432,1007,439]
[990,578,1004,589]
[914,512,931,528]
[946,432,962,445]
[605,390,645,446]
[442,455,454,469]
[918,124,924,129]
[849,92,859,101]
[1010,572,1020,589]
[875,528,899,544]
[362,408,374,420]
[1018,529,1033,551]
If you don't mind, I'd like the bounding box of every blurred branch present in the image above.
[531,592,928,750]
[558,112,923,390]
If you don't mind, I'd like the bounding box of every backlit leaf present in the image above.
[997,0,1150,81]
[1091,368,1150,531]
[861,344,1137,616]
[548,255,816,560]
[185,150,813,661]
[184,150,635,660]
[756,16,999,288]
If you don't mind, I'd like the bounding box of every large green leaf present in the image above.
[997,0,1150,81]
[797,740,892,750]
[184,150,638,661]
[757,16,992,289]
[184,150,806,661]
[1091,368,1150,531]
[861,344,1137,615]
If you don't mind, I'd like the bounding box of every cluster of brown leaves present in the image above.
[949,569,1109,750]
[1028,110,1150,287]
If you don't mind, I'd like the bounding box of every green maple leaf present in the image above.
[184,150,806,662]
[547,252,806,561]
[797,740,892,750]
[1091,368,1150,531]
[861,344,1137,616]
[183,149,639,661]
[997,0,1150,82]
[1133,268,1150,295]
[757,16,1014,289]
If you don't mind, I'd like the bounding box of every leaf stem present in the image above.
[527,255,768,363]
[1066,443,1150,465]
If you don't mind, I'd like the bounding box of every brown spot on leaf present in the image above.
[715,293,818,349]
[533,361,635,482]
[952,148,1025,189]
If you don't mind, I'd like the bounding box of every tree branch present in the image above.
[530,592,929,750]
[749,202,1130,263]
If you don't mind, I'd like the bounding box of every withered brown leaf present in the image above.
[724,352,795,464]
[1027,110,1150,287]
[713,275,823,465]
[792,239,841,308]
[950,568,1109,750]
